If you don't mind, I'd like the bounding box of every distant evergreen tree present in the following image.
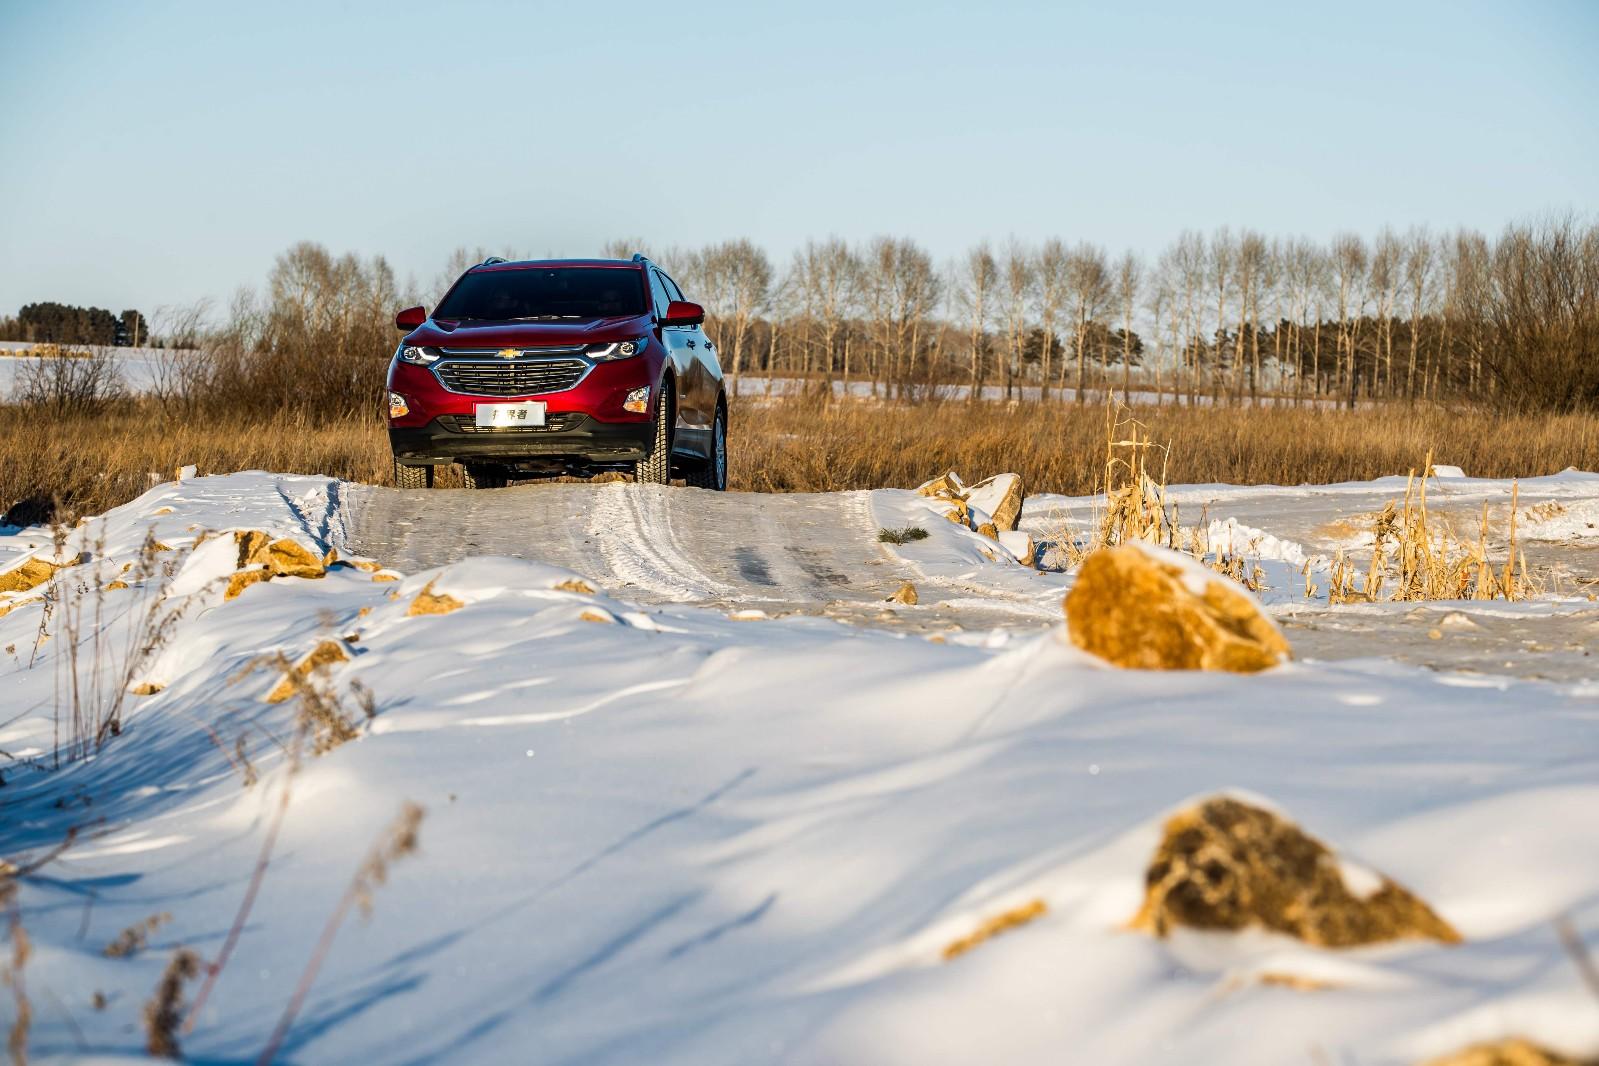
[10,301,134,345]
[117,309,150,347]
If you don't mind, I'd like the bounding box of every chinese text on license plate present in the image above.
[475,402,547,428]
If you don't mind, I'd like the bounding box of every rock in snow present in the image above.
[1421,1039,1593,1066]
[1064,542,1291,672]
[966,473,1025,532]
[1130,795,1461,947]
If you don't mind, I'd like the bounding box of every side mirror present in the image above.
[395,305,427,331]
[661,300,705,327]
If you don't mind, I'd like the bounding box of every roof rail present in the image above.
[481,256,508,266]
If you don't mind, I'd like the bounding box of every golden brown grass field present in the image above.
[5,396,1599,525]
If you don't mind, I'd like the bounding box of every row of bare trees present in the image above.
[34,218,1588,421]
[618,215,1596,412]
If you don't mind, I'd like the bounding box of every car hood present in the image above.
[404,314,652,349]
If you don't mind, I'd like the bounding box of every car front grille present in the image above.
[437,413,586,434]
[434,358,588,397]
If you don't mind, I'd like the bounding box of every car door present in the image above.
[648,268,695,446]
[656,269,711,455]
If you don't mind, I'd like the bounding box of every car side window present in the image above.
[647,269,672,319]
[659,272,686,304]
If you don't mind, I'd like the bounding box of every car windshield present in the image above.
[434,267,647,321]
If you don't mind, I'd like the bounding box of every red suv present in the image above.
[387,255,727,490]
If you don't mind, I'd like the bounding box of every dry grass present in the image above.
[1328,455,1532,603]
[4,397,1599,524]
[735,397,1599,494]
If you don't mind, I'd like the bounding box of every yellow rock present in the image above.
[371,571,400,583]
[225,568,271,600]
[131,682,164,696]
[579,608,615,624]
[1420,1039,1591,1066]
[1130,796,1460,948]
[344,558,383,573]
[976,522,999,541]
[941,498,971,525]
[265,640,352,703]
[151,506,175,516]
[887,581,918,605]
[0,596,42,619]
[105,580,129,591]
[235,530,271,567]
[1065,543,1290,673]
[555,578,596,595]
[407,582,464,617]
[916,471,967,499]
[233,531,324,578]
[967,473,1025,532]
[266,539,325,579]
[943,898,1047,961]
[0,557,60,594]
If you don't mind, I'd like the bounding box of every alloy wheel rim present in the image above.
[715,416,726,487]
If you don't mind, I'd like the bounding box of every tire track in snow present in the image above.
[586,482,736,602]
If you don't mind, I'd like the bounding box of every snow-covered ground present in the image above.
[729,374,1343,407]
[2,471,1598,1064]
[0,342,190,399]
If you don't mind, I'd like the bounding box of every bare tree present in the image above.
[695,239,772,388]
[862,236,941,398]
[1207,228,1235,401]
[955,244,997,402]
[1370,228,1402,396]
[1066,243,1111,402]
[788,239,858,394]
[1114,251,1141,403]
[1402,227,1435,401]
[1036,239,1069,403]
[1331,233,1368,406]
[999,241,1036,401]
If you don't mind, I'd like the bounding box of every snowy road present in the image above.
[347,478,1599,680]
[347,482,1062,632]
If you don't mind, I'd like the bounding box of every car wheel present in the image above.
[686,403,727,491]
[462,464,508,490]
[394,459,434,489]
[634,385,673,485]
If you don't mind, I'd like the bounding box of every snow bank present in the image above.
[1,473,1598,1064]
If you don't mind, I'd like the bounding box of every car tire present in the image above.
[462,464,508,490]
[394,459,434,489]
[634,384,673,485]
[685,403,727,491]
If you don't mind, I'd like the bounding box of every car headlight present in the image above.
[398,345,440,365]
[585,336,649,361]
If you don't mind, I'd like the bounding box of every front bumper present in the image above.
[389,415,653,466]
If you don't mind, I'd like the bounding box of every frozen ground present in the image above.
[349,471,1599,681]
[0,342,184,398]
[1,470,1598,1064]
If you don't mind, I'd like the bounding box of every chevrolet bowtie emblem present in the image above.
[496,348,520,360]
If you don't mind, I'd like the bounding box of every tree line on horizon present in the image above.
[0,302,152,348]
[598,217,1596,412]
[19,215,1590,420]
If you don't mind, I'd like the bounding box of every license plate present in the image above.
[475,402,546,428]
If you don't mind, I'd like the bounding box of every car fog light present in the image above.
[388,391,409,418]
[623,386,650,414]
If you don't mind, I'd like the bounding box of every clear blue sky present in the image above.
[1,0,1595,318]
